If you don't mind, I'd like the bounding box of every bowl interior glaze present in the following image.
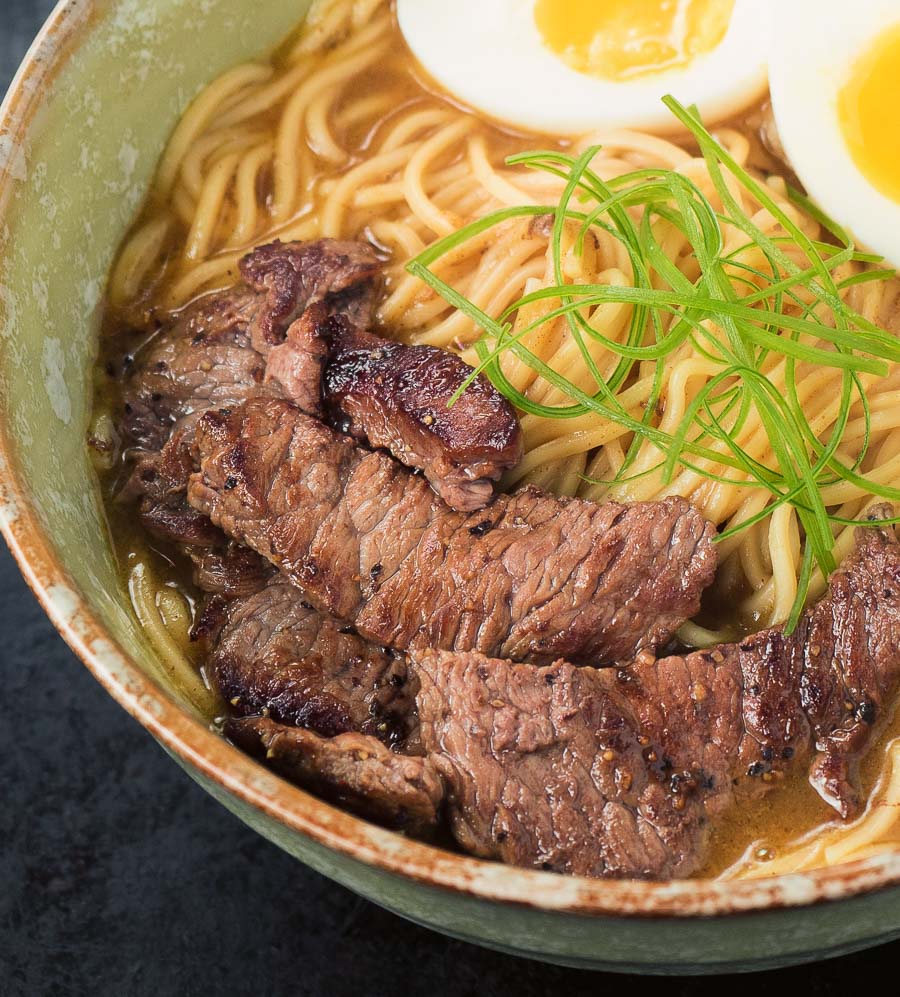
[0,0,308,719]
[4,0,900,975]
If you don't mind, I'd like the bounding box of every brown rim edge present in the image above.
[3,0,900,923]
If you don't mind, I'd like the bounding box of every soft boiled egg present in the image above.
[770,0,900,266]
[396,0,771,135]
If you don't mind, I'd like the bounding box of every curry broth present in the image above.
[701,700,900,877]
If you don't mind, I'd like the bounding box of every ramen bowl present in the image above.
[3,0,900,975]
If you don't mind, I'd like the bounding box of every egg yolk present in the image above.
[534,0,735,81]
[839,24,900,206]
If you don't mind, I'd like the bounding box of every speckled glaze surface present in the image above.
[4,0,900,975]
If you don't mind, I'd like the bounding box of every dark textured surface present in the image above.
[2,2,900,994]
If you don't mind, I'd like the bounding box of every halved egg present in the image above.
[396,0,771,135]
[770,0,900,266]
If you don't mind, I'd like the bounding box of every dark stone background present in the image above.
[1,2,898,993]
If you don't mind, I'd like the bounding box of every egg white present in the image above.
[397,0,771,135]
[770,0,900,267]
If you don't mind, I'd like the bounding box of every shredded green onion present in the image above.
[407,98,900,633]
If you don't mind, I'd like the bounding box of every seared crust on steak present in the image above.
[122,240,380,449]
[123,239,522,513]
[110,238,900,879]
[209,577,416,744]
[412,516,900,878]
[225,717,443,834]
[188,397,717,665]
[122,291,264,450]
[238,239,381,352]
[324,320,523,511]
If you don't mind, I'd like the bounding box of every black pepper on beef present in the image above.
[206,576,417,745]
[121,239,523,513]
[187,397,718,665]
[411,515,900,878]
[121,426,271,600]
[118,240,387,559]
[122,290,264,451]
[125,427,221,550]
[237,239,382,352]
[121,239,382,450]
[323,320,523,511]
[225,716,443,835]
[113,236,518,756]
[110,237,900,879]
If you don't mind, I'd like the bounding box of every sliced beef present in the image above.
[416,650,700,879]
[122,238,521,513]
[122,290,264,450]
[127,428,222,549]
[324,321,523,511]
[126,428,271,597]
[121,240,381,449]
[119,290,265,554]
[265,298,522,510]
[128,418,421,749]
[188,543,271,600]
[238,239,381,352]
[225,717,442,834]
[120,239,377,551]
[265,301,332,418]
[208,576,416,744]
[413,516,900,879]
[188,398,717,665]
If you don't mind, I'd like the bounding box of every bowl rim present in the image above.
[4,0,900,923]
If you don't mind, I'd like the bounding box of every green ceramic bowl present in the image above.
[4,0,900,974]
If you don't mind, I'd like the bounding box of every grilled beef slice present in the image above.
[263,287,522,510]
[264,301,332,418]
[122,291,264,451]
[412,517,900,879]
[208,576,417,744]
[323,320,523,511]
[120,239,380,551]
[238,239,381,352]
[122,240,381,448]
[124,428,271,602]
[120,293,266,551]
[131,432,420,745]
[225,717,442,834]
[123,239,521,512]
[267,308,523,510]
[187,397,717,665]
[126,428,223,549]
